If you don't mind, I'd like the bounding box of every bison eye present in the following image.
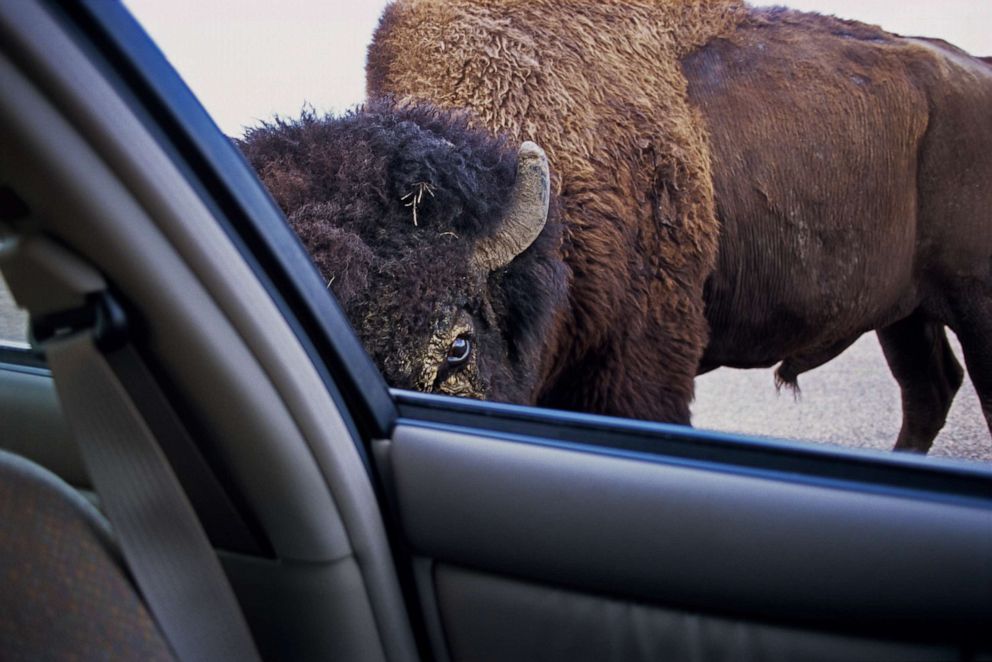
[446,336,472,366]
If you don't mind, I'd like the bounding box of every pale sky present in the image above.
[125,1,991,137]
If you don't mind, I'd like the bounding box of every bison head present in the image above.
[239,101,569,404]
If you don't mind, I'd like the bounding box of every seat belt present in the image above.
[3,236,262,662]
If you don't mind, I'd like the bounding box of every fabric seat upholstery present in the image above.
[0,448,174,660]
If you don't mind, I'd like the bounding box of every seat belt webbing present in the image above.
[45,329,262,662]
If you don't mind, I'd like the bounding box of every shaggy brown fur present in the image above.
[240,103,568,404]
[367,1,992,449]
[370,0,748,422]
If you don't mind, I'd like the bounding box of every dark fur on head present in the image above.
[238,99,569,403]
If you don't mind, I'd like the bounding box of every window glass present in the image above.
[126,0,992,464]
[0,273,29,348]
[694,334,989,462]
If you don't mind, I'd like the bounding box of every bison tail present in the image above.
[774,362,802,401]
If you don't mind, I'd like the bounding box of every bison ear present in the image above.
[473,141,550,272]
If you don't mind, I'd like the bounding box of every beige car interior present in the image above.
[0,2,415,659]
[0,1,990,661]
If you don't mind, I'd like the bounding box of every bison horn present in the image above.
[473,141,550,272]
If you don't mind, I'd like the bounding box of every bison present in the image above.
[243,1,992,452]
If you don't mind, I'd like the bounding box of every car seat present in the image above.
[0,448,174,660]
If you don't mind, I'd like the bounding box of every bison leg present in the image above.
[877,312,964,453]
[538,317,702,426]
[946,295,992,440]
[539,348,696,425]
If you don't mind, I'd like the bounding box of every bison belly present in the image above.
[683,15,931,370]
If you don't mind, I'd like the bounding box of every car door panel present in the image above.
[377,423,992,659]
[432,564,953,662]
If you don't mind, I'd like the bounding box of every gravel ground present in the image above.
[4,276,988,464]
